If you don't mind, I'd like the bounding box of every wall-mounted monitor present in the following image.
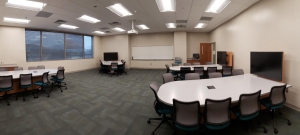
[217,51,227,66]
[104,52,118,61]
[250,52,283,82]
[193,53,199,59]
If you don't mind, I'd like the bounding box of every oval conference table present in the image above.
[158,74,292,106]
[0,69,57,96]
[169,64,223,71]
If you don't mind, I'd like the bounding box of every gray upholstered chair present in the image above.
[172,63,179,66]
[261,84,291,134]
[180,67,192,80]
[148,82,173,135]
[183,63,191,66]
[58,66,65,70]
[222,66,232,77]
[193,62,200,65]
[34,72,50,98]
[173,99,201,133]
[37,65,45,69]
[0,75,13,105]
[194,67,204,79]
[207,67,217,74]
[162,73,174,84]
[110,62,118,77]
[16,74,33,101]
[28,66,37,70]
[232,90,267,134]
[14,67,23,71]
[51,69,67,92]
[185,73,200,80]
[232,69,244,76]
[206,62,213,65]
[0,67,8,71]
[209,72,222,79]
[204,98,231,132]
[175,57,182,64]
[52,66,66,86]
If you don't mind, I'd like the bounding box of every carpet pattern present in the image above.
[0,69,298,135]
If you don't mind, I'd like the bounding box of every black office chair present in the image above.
[98,60,107,74]
[162,73,174,84]
[34,72,50,98]
[222,66,232,77]
[173,99,201,134]
[118,61,127,75]
[148,82,173,135]
[261,84,291,134]
[232,69,244,76]
[194,67,204,79]
[0,75,13,105]
[51,69,67,92]
[109,62,118,77]
[37,65,45,69]
[207,67,217,78]
[232,90,267,134]
[180,67,192,80]
[16,74,33,101]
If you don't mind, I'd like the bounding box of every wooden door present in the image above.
[200,43,212,65]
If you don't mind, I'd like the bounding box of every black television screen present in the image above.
[217,51,227,66]
[250,52,283,81]
[104,52,118,61]
[193,53,199,59]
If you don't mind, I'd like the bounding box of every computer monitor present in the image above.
[193,53,199,59]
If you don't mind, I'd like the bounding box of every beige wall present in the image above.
[187,32,210,58]
[0,26,101,73]
[210,0,300,108]
[174,32,187,63]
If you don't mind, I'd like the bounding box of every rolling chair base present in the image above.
[51,82,67,92]
[147,114,172,135]
[269,110,291,134]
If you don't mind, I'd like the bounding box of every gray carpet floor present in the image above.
[0,69,298,135]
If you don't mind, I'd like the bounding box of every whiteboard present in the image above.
[132,46,174,60]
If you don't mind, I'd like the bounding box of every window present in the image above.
[25,30,93,61]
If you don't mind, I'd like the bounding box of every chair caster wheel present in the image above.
[274,128,278,134]
[288,121,292,125]
[16,98,18,101]
[7,104,10,106]
[23,99,25,101]
[147,120,150,124]
[47,95,50,97]
[264,128,267,133]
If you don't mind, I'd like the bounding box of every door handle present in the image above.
[202,46,203,54]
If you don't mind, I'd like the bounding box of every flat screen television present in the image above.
[250,52,283,81]
[193,53,199,59]
[217,51,227,66]
[104,52,118,61]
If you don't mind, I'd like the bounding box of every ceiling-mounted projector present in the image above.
[128,20,138,34]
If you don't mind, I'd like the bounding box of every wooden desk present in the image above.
[0,64,18,71]
[187,59,201,65]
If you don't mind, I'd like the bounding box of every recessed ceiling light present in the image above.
[205,0,231,13]
[3,17,30,24]
[166,23,176,28]
[156,0,176,12]
[6,0,46,11]
[93,31,105,34]
[107,3,132,17]
[58,24,78,29]
[136,24,149,30]
[77,15,100,24]
[195,23,207,28]
[112,27,125,32]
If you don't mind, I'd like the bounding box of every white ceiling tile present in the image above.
[231,0,251,4]
[226,2,244,10]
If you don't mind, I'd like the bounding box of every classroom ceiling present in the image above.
[0,0,259,36]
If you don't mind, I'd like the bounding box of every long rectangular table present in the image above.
[0,69,57,96]
[169,64,223,71]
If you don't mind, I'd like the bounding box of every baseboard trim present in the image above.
[285,102,300,112]
[65,67,98,74]
[130,67,165,70]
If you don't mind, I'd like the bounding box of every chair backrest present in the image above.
[111,62,118,69]
[185,73,200,80]
[183,63,191,66]
[194,67,204,76]
[204,98,231,125]
[150,82,161,113]
[42,72,49,84]
[0,67,8,71]
[37,65,45,69]
[206,62,213,65]
[28,66,37,70]
[269,84,287,106]
[20,74,32,86]
[222,66,232,76]
[238,90,261,117]
[172,63,179,66]
[180,67,192,78]
[0,75,13,89]
[162,73,174,84]
[56,70,65,80]
[173,99,201,127]
[232,69,244,76]
[175,57,182,62]
[193,62,200,65]
[207,67,217,74]
[14,67,23,71]
[165,64,170,73]
[121,59,125,63]
[122,61,126,68]
[58,66,65,70]
[209,73,222,78]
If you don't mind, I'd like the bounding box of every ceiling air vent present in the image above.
[108,21,121,26]
[200,17,213,21]
[176,20,187,23]
[36,11,53,18]
[176,24,186,28]
[54,20,67,24]
[99,27,110,30]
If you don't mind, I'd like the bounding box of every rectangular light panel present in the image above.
[112,27,125,32]
[77,15,100,23]
[3,17,30,24]
[155,0,176,12]
[6,0,46,11]
[107,3,132,17]
[205,0,231,13]
[195,23,207,28]
[93,31,105,34]
[166,23,176,28]
[58,24,78,29]
[136,24,149,30]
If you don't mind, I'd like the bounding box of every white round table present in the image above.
[157,74,291,106]
[0,69,58,79]
[169,64,223,71]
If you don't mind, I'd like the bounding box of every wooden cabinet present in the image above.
[187,59,201,65]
